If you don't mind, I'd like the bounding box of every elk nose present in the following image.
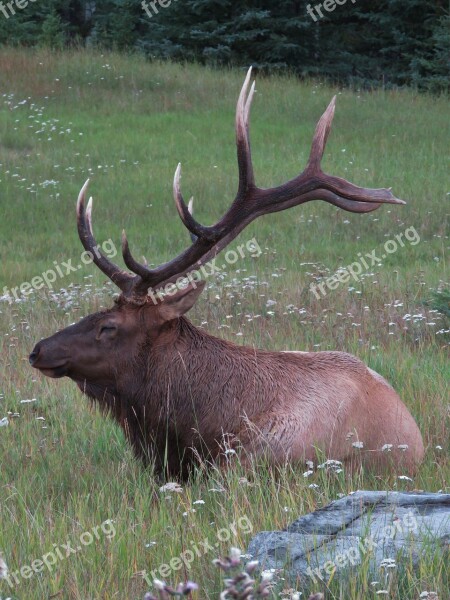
[29,345,41,366]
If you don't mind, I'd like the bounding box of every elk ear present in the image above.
[158,280,206,322]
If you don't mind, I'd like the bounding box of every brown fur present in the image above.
[30,286,424,480]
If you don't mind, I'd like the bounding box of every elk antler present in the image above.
[77,67,405,303]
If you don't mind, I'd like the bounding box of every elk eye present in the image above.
[99,325,117,336]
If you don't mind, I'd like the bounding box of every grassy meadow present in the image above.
[0,48,448,599]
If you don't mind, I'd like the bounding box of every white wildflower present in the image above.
[159,482,183,493]
[318,459,343,473]
[229,547,241,560]
[380,558,397,569]
[261,568,275,581]
[0,554,8,579]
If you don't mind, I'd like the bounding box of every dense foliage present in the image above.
[0,0,448,91]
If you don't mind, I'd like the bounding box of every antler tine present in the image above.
[289,190,382,213]
[173,163,218,242]
[76,180,134,291]
[324,194,382,213]
[244,80,256,124]
[121,163,214,286]
[236,67,253,129]
[236,67,256,193]
[86,196,94,232]
[121,229,151,280]
[121,161,215,288]
[307,96,336,173]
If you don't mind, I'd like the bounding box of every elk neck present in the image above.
[80,315,281,441]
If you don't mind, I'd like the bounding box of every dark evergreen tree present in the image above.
[138,1,319,74]
[0,0,84,47]
[87,0,146,50]
[39,10,66,49]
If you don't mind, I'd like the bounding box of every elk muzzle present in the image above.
[29,340,70,379]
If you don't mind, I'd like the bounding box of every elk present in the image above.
[30,69,424,479]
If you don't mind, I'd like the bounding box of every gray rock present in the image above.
[247,491,450,582]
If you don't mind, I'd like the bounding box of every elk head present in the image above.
[30,67,404,403]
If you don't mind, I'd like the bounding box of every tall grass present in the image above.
[0,48,448,600]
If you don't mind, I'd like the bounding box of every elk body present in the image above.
[30,69,424,479]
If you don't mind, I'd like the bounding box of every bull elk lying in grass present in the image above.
[30,69,424,479]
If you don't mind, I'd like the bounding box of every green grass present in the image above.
[0,48,448,600]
